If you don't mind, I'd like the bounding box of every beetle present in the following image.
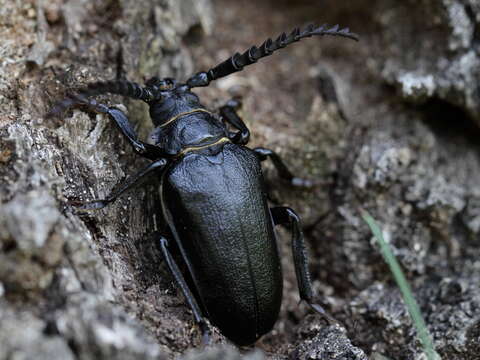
[48,23,358,346]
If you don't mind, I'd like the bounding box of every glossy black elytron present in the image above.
[48,23,358,345]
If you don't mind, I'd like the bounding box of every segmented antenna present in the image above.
[47,80,153,118]
[187,23,359,88]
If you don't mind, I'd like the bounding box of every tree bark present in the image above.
[1,0,479,359]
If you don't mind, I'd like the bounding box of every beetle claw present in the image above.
[225,97,243,110]
[199,323,211,347]
[291,177,321,189]
[308,303,341,327]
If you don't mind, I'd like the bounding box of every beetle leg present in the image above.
[270,206,337,325]
[219,99,250,145]
[71,158,167,211]
[254,147,316,188]
[159,237,211,346]
[78,98,165,160]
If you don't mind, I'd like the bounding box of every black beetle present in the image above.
[49,23,358,346]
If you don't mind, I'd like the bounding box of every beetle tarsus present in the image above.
[69,199,110,212]
[291,177,318,189]
[307,302,339,326]
[199,322,211,347]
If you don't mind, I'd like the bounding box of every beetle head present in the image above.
[144,77,176,96]
[144,77,202,125]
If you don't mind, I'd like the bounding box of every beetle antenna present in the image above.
[186,23,359,88]
[47,80,154,118]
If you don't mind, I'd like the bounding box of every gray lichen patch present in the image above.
[292,321,368,360]
[0,189,62,293]
[1,189,59,250]
[52,294,167,360]
[0,304,76,360]
[180,346,265,360]
[377,0,480,123]
[397,73,436,101]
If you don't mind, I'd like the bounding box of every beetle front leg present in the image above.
[159,237,211,346]
[270,206,337,325]
[72,158,167,211]
[219,99,250,145]
[254,147,316,188]
[76,98,165,160]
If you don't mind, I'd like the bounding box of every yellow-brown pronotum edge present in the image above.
[160,108,212,128]
[177,137,231,157]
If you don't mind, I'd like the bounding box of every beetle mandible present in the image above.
[49,23,358,346]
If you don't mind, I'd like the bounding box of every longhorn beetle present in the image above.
[49,23,358,345]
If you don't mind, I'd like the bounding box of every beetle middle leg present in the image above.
[270,206,337,324]
[254,147,316,188]
[158,236,211,345]
[72,158,167,211]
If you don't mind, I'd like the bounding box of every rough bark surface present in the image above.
[1,0,479,359]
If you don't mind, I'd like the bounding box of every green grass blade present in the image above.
[361,210,441,360]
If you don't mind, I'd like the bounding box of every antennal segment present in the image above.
[186,23,358,88]
[47,80,153,118]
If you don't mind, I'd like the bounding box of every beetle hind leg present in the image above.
[270,206,337,325]
[158,237,211,346]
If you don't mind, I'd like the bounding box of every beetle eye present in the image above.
[159,78,176,90]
